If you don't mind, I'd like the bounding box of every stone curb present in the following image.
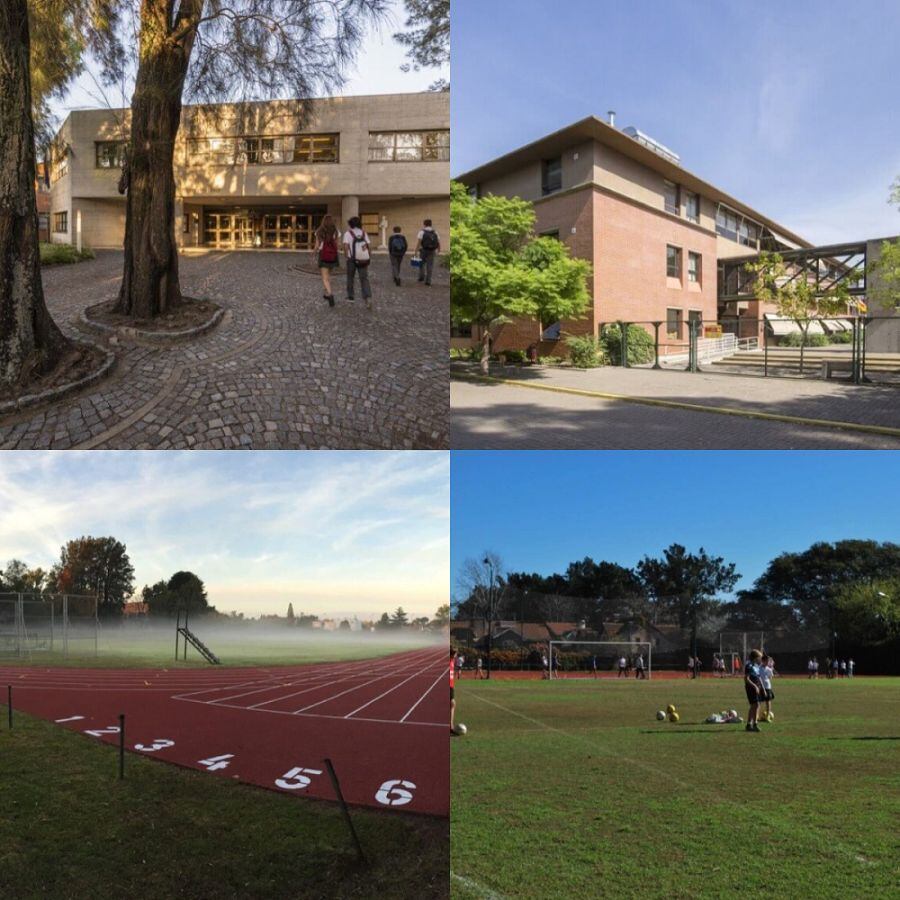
[0,339,116,416]
[81,299,225,343]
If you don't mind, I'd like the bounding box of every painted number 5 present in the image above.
[134,739,175,753]
[375,779,416,807]
[275,767,322,791]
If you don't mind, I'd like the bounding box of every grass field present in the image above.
[0,708,447,899]
[1,630,439,669]
[451,677,900,899]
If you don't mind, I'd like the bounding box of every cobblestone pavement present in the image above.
[450,380,900,449]
[0,251,448,449]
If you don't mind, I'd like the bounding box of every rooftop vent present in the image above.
[607,110,616,128]
[622,126,680,165]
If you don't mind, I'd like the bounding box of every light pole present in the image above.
[484,557,494,680]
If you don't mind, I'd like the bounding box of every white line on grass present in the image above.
[450,871,506,900]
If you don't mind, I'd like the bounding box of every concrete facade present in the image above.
[456,116,811,355]
[48,92,449,251]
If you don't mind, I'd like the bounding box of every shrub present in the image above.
[829,330,853,343]
[600,324,655,365]
[450,347,481,361]
[499,348,527,364]
[781,331,829,347]
[565,334,604,368]
[39,243,95,265]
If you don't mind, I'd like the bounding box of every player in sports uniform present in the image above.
[617,655,627,678]
[759,654,775,722]
[744,649,764,732]
[450,648,457,733]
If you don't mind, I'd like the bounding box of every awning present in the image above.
[764,315,825,336]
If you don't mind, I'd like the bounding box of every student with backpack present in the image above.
[314,215,340,307]
[388,225,408,285]
[415,218,441,285]
[342,216,373,309]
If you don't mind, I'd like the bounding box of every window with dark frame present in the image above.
[542,157,562,195]
[667,307,683,340]
[367,130,449,162]
[187,133,339,166]
[688,251,701,283]
[664,180,680,214]
[361,212,380,238]
[53,211,68,232]
[95,141,126,168]
[666,244,682,279]
[684,191,700,223]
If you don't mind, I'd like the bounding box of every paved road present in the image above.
[0,251,448,449]
[450,379,900,449]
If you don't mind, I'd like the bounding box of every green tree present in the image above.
[375,612,391,630]
[636,544,739,656]
[833,578,900,646]
[142,579,172,616]
[394,0,448,91]
[339,619,351,630]
[54,536,135,616]
[866,238,900,312]
[745,250,853,373]
[390,607,409,628]
[450,181,592,373]
[167,570,209,613]
[434,603,450,626]
[1,559,30,593]
[286,603,295,623]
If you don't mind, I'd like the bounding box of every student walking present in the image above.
[635,653,646,679]
[314,215,340,307]
[475,657,485,679]
[388,225,408,285]
[415,219,441,285]
[759,654,775,722]
[342,216,373,309]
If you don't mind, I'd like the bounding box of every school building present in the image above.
[454,113,821,354]
[48,92,449,252]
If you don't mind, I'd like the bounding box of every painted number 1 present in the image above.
[275,767,322,791]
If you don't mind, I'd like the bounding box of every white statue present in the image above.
[379,215,388,249]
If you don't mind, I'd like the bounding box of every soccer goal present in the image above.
[547,641,652,680]
[718,631,765,672]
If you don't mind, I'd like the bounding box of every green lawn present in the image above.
[451,677,900,899]
[1,709,447,899]
[39,242,95,265]
[3,632,439,669]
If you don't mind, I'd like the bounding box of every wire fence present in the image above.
[0,593,98,659]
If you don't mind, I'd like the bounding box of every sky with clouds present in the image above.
[48,0,449,121]
[0,451,449,620]
[452,0,900,245]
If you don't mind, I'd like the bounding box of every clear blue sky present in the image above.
[452,0,900,244]
[0,451,448,619]
[451,451,899,598]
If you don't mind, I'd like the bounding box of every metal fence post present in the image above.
[323,758,367,865]
[652,322,662,369]
[118,713,125,779]
[619,321,629,368]
[7,685,11,729]
[763,320,769,377]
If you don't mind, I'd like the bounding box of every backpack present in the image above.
[350,228,370,266]
[420,229,439,252]
[389,233,407,256]
[319,235,338,263]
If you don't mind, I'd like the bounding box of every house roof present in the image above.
[455,115,812,250]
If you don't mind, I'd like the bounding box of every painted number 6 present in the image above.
[134,739,175,752]
[375,779,416,807]
[275,767,322,791]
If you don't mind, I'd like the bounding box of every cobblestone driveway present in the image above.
[0,250,448,449]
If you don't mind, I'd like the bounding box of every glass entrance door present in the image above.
[202,209,326,248]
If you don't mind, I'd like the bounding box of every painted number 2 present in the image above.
[198,754,234,772]
[375,779,416,807]
[84,726,120,738]
[135,739,175,752]
[275,767,322,791]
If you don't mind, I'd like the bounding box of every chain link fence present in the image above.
[0,593,98,659]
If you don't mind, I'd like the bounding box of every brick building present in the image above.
[454,114,812,355]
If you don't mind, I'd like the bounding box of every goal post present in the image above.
[547,641,652,680]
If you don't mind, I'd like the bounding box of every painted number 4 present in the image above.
[375,779,416,807]
[275,767,322,791]
[199,754,234,772]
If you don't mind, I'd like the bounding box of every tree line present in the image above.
[454,540,900,649]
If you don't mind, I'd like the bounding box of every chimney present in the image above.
[608,110,616,128]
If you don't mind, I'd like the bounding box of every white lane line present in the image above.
[54,715,85,723]
[399,669,446,723]
[342,657,446,719]
[450,872,505,900]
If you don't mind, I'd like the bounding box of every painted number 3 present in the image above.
[375,779,416,807]
[275,767,322,790]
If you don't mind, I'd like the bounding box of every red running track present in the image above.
[2,646,449,816]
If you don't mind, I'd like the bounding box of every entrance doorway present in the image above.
[202,207,326,249]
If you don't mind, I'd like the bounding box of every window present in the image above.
[542,157,562,195]
[451,323,473,338]
[688,251,701,284]
[684,191,699,223]
[38,213,49,233]
[689,309,703,335]
[53,211,68,233]
[715,206,739,241]
[664,180,680,214]
[361,213,380,238]
[666,244,682,279]
[183,213,191,234]
[667,307,683,340]
[95,141,126,168]
[187,133,339,166]
[51,152,68,183]
[367,130,449,162]
[738,220,759,248]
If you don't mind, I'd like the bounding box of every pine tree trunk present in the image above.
[115,0,199,318]
[0,0,70,387]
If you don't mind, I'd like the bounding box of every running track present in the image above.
[2,646,448,816]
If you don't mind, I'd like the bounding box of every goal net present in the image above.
[718,631,766,668]
[547,641,652,679]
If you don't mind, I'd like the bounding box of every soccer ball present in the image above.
[668,711,680,723]
[766,711,774,722]
[656,710,666,720]
[454,723,467,736]
[666,703,676,713]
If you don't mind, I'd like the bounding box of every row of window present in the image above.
[92,130,449,169]
[666,245,702,284]
[715,206,760,248]
[666,307,703,340]
[53,211,68,232]
[663,181,700,224]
